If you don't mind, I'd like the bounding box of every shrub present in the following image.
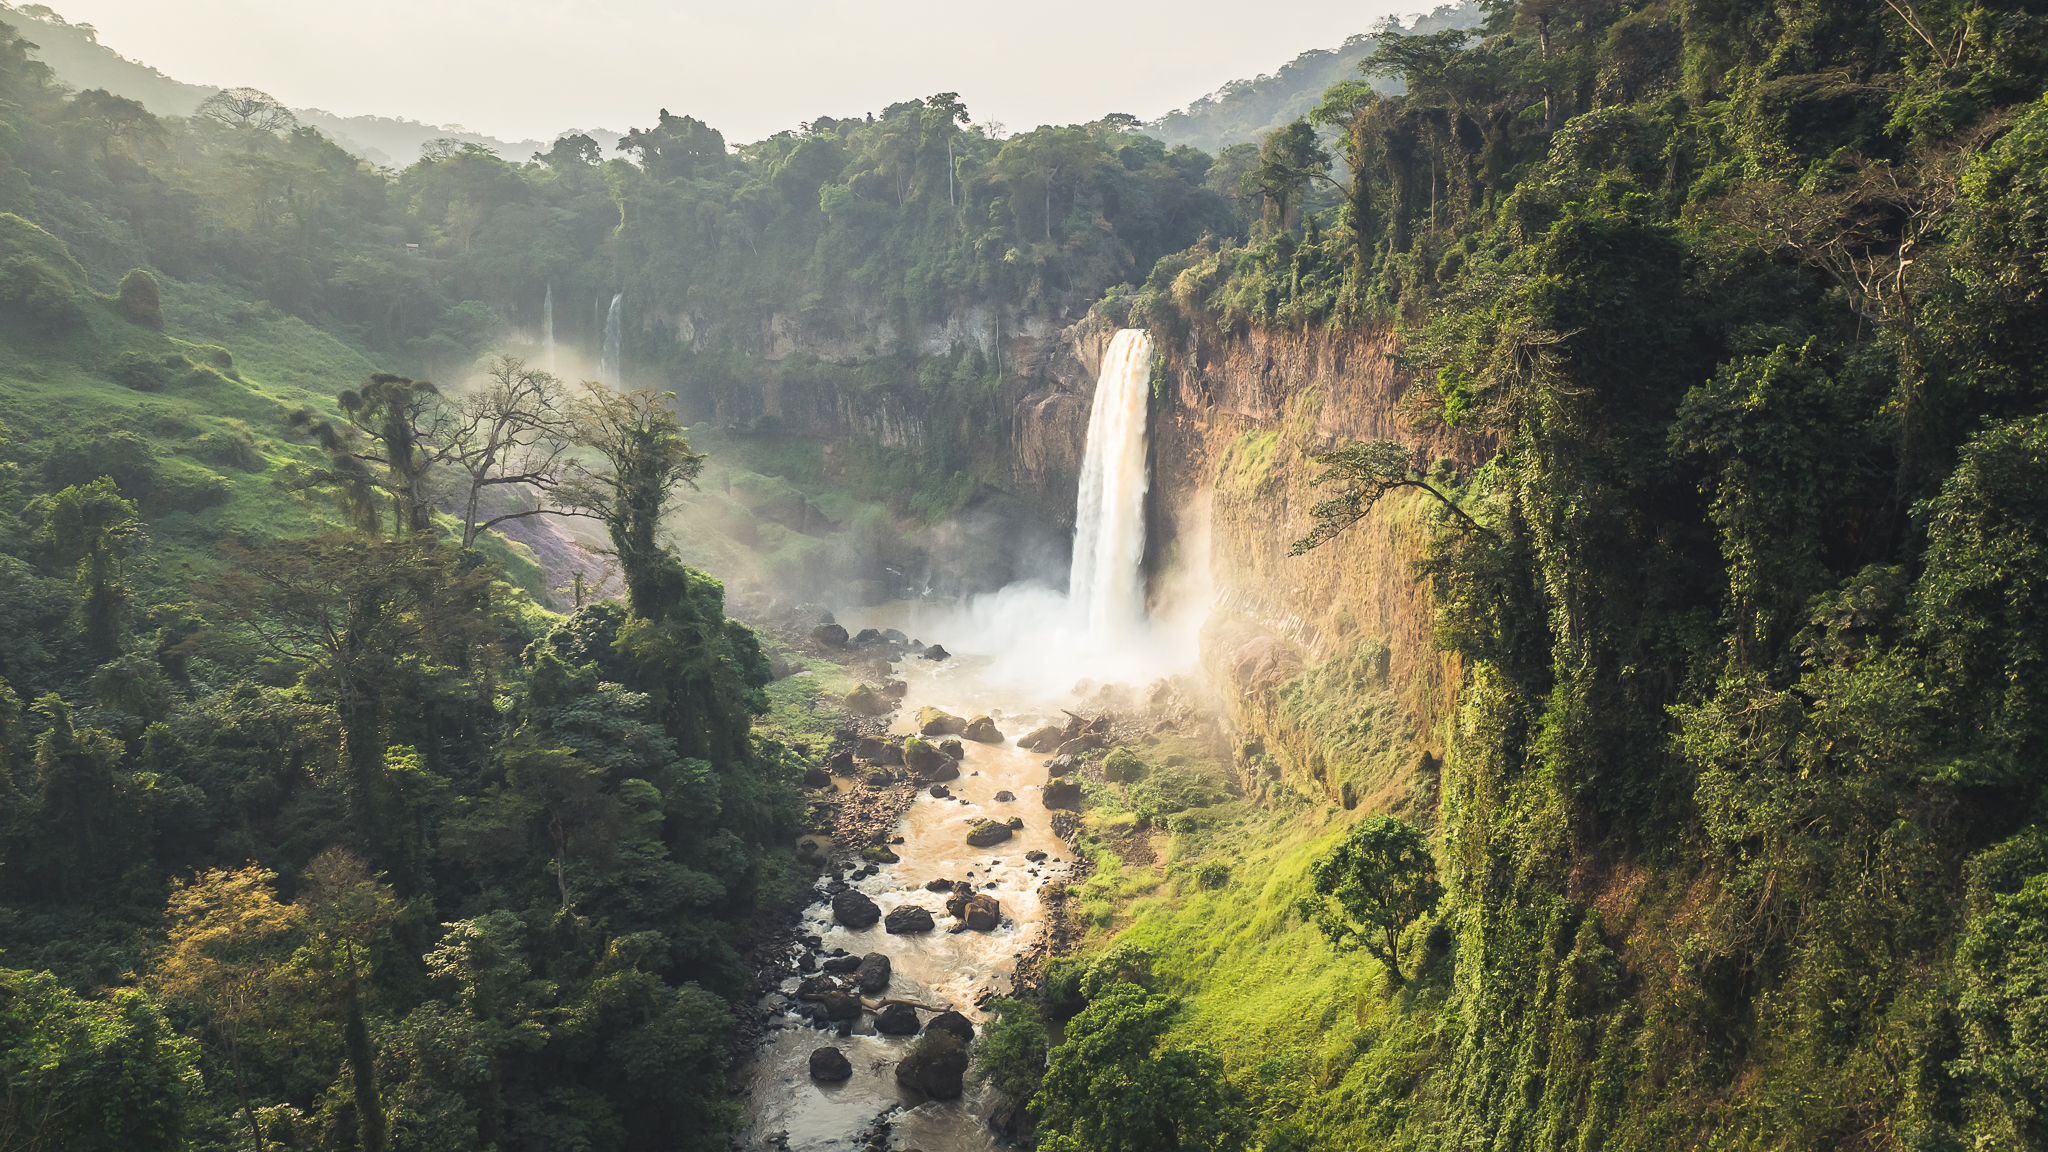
[1196,861,1232,890]
[1103,747,1146,782]
[117,268,164,329]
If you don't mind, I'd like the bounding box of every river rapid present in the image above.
[738,605,1087,1152]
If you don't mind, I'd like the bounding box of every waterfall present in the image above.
[542,284,555,375]
[1069,328,1153,640]
[599,293,623,387]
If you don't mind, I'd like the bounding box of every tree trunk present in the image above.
[343,971,387,1152]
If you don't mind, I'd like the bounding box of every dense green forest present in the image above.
[6,0,2048,1145]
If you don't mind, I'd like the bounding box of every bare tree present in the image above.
[196,87,299,139]
[445,355,578,548]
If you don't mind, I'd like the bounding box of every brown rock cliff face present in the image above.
[691,311,1480,818]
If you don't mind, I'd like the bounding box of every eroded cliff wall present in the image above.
[691,311,1472,822]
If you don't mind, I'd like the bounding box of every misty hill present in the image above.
[1144,0,1483,153]
[0,2,619,165]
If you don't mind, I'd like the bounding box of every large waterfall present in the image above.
[542,284,555,374]
[1069,328,1153,640]
[599,293,623,386]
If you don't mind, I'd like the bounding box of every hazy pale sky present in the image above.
[45,0,1418,143]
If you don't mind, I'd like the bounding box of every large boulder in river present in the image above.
[1019,725,1065,752]
[855,953,892,993]
[811,623,850,648]
[810,1047,853,1081]
[925,1011,975,1043]
[885,904,936,934]
[939,738,965,760]
[903,736,950,777]
[966,820,1012,848]
[928,759,960,782]
[895,1031,968,1098]
[920,644,952,662]
[844,683,892,716]
[917,707,967,736]
[1042,780,1084,810]
[874,1002,921,1035]
[817,990,864,1021]
[832,890,880,929]
[963,715,1004,743]
[1044,754,1076,777]
[962,893,1002,931]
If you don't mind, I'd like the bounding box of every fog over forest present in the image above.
[3,0,2048,1150]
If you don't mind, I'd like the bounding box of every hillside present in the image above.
[1142,1,1483,153]
[0,3,602,165]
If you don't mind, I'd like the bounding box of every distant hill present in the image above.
[1145,1,1485,154]
[0,3,618,165]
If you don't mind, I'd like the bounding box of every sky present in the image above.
[41,0,1420,143]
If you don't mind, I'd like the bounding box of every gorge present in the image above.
[3,1,2048,1150]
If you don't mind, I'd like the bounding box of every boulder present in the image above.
[929,784,951,799]
[855,735,903,766]
[920,644,952,662]
[802,766,831,788]
[882,680,908,698]
[1045,754,1076,777]
[925,877,955,892]
[831,890,880,929]
[963,715,1004,743]
[895,1031,968,1098]
[929,760,960,782]
[962,893,1002,931]
[917,707,967,736]
[966,820,1013,848]
[1056,734,1105,757]
[852,628,884,645]
[944,881,974,918]
[882,628,909,643]
[1019,725,1064,752]
[855,953,892,993]
[885,904,936,934]
[810,1046,853,1081]
[925,1011,975,1043]
[874,1002,922,1035]
[811,623,850,648]
[993,790,1015,802]
[903,736,950,777]
[939,738,965,760]
[821,954,862,974]
[1006,816,1024,829]
[1042,780,1084,810]
[844,683,891,716]
[1025,850,1048,863]
[817,990,863,1021]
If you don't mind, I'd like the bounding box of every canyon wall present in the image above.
[689,311,1478,821]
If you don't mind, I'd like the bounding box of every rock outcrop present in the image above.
[831,890,880,929]
[917,707,967,736]
[963,715,1003,743]
[810,1047,853,1081]
[966,820,1012,848]
[884,905,936,934]
[855,953,892,993]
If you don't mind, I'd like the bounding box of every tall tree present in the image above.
[28,477,141,661]
[295,848,398,1152]
[444,355,576,549]
[556,385,704,620]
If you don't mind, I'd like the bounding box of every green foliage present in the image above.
[972,997,1050,1101]
[116,266,163,329]
[1300,815,1443,980]
[1035,980,1249,1152]
[0,967,200,1152]
[1102,746,1146,782]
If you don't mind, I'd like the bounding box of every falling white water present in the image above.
[1069,328,1153,641]
[599,292,623,387]
[542,284,555,374]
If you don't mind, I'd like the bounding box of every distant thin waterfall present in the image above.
[599,293,623,386]
[1070,329,1152,640]
[542,284,555,374]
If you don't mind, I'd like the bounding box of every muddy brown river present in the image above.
[738,605,1088,1152]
